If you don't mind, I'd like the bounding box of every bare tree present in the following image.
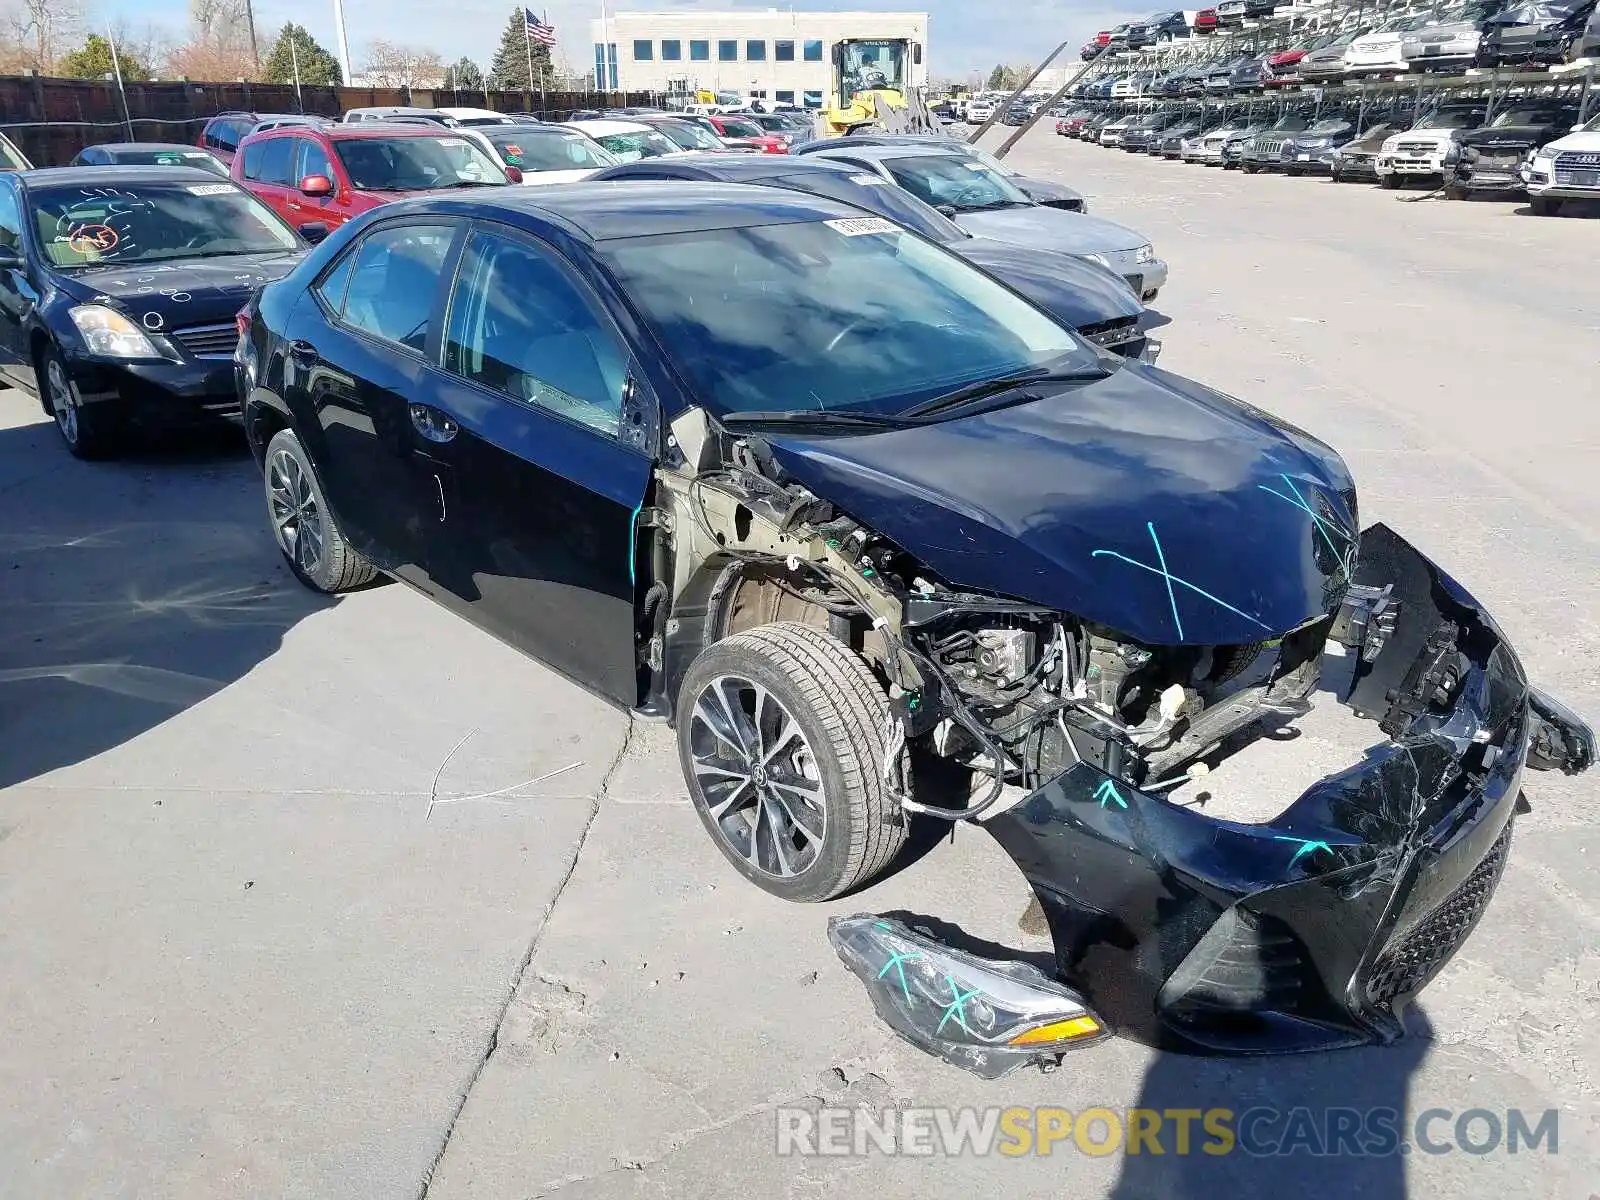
[1,0,85,72]
[363,40,445,88]
[169,0,257,79]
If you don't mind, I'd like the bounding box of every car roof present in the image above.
[320,123,468,140]
[385,180,857,242]
[567,118,651,134]
[18,164,230,188]
[85,142,211,153]
[808,142,966,163]
[604,152,852,183]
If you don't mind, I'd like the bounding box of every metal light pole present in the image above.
[244,0,260,73]
[331,0,354,88]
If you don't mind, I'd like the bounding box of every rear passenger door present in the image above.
[238,135,298,224]
[282,218,462,585]
[412,223,655,707]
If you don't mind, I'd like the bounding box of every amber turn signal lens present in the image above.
[1008,1016,1102,1046]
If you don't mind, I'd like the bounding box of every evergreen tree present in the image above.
[261,23,342,86]
[985,64,1008,89]
[489,7,553,90]
[59,34,151,81]
[448,56,484,90]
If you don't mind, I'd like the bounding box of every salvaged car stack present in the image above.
[0,87,1592,1084]
[1054,0,1600,211]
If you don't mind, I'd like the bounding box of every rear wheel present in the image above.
[677,622,906,902]
[263,428,378,593]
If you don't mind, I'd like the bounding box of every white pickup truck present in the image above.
[1522,112,1600,215]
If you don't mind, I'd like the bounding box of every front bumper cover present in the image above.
[833,524,1591,1071]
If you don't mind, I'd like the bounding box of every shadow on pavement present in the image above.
[0,413,332,790]
[1108,1011,1434,1200]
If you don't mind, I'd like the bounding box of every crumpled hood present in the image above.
[953,205,1145,255]
[951,237,1143,327]
[1010,175,1084,206]
[765,363,1357,647]
[1459,124,1560,150]
[60,250,304,333]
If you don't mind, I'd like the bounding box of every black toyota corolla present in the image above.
[0,165,305,458]
[237,184,1591,1072]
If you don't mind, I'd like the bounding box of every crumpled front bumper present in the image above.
[832,524,1591,1071]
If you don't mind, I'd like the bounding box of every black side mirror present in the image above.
[298,222,330,245]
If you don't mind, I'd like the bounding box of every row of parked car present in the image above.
[0,112,1171,464]
[1056,99,1600,213]
[1079,0,1600,91]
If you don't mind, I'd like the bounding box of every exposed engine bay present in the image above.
[641,406,1593,1074]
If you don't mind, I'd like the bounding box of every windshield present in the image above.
[0,136,28,170]
[947,142,1019,176]
[841,39,909,97]
[1416,109,1485,129]
[333,135,506,190]
[881,155,1032,211]
[774,171,966,244]
[600,219,1089,418]
[592,128,679,161]
[485,129,618,171]
[31,180,298,268]
[1486,2,1565,22]
[1271,115,1311,131]
[1306,119,1349,134]
[718,117,766,138]
[651,120,725,150]
[1488,108,1564,127]
[108,149,227,175]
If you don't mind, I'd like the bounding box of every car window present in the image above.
[314,250,356,315]
[486,129,619,170]
[333,136,504,190]
[442,230,626,437]
[591,129,679,161]
[112,148,227,174]
[0,182,21,251]
[881,154,1032,211]
[296,138,333,182]
[340,223,456,351]
[29,180,299,267]
[254,137,296,185]
[208,118,248,152]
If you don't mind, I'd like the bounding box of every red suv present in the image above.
[231,123,517,239]
[705,114,789,154]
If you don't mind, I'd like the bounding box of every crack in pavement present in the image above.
[416,714,637,1200]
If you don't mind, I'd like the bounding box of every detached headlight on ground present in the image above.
[829,914,1108,1079]
[69,305,161,359]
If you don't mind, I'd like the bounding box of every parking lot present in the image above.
[1,124,1596,1199]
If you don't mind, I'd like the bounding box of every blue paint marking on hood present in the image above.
[764,363,1357,647]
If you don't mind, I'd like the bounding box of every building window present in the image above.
[803,39,823,62]
[661,39,681,61]
[775,40,794,61]
[751,89,767,98]
[746,39,766,61]
[718,39,738,61]
[608,44,617,90]
[594,43,604,85]
[776,90,795,104]
[802,90,822,108]
[690,39,708,61]
[632,39,653,61]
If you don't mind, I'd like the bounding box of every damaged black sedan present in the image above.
[237,184,1592,1076]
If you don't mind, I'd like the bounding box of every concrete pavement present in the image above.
[1,128,1596,1199]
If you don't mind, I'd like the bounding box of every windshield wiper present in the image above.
[718,408,918,430]
[446,179,506,187]
[905,366,1113,418]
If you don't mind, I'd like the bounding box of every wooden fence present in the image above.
[0,76,660,166]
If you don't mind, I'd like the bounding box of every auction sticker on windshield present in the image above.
[186,183,234,195]
[849,174,890,186]
[823,216,899,237]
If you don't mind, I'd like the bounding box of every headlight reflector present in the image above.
[69,304,161,359]
[1135,244,1155,264]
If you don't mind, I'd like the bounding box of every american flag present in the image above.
[524,8,558,46]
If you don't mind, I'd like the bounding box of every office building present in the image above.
[591,9,929,108]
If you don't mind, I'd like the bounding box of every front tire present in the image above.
[677,622,906,902]
[38,345,117,460]
[1380,173,1399,189]
[1529,195,1562,216]
[262,428,378,593]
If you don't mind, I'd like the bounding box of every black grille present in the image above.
[1397,141,1437,155]
[1366,822,1512,1007]
[1554,151,1600,170]
[1176,908,1311,1013]
[171,323,240,359]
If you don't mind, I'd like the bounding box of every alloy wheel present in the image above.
[267,447,325,578]
[687,674,826,879]
[46,358,79,446]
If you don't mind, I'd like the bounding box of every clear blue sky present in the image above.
[98,0,1145,80]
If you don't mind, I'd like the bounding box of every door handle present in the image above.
[409,403,458,444]
[288,339,318,365]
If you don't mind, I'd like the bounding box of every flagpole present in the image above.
[105,23,134,141]
[523,9,536,99]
